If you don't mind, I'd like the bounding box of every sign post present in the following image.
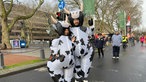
[58,0,65,10]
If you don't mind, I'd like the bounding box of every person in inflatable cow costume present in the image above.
[47,16,76,82]
[64,1,95,82]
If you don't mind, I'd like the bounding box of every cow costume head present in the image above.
[64,2,85,27]
[51,15,71,36]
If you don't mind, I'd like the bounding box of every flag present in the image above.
[83,0,95,15]
[126,15,130,26]
[118,11,126,29]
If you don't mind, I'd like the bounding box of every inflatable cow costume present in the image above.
[47,16,75,82]
[64,2,95,82]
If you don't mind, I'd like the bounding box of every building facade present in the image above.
[0,3,53,44]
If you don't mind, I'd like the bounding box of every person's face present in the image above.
[73,19,79,26]
[115,32,119,35]
[64,29,70,35]
[99,35,102,38]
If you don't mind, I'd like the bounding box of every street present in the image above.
[0,43,146,82]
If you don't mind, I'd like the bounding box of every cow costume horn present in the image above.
[64,8,70,14]
[80,2,83,12]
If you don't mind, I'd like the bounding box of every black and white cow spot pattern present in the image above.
[75,65,81,69]
[87,68,91,74]
[47,67,54,74]
[65,51,70,55]
[89,50,94,62]
[80,38,85,45]
[76,41,79,44]
[84,52,88,56]
[80,49,84,54]
[77,70,85,77]
[58,40,63,45]
[52,74,62,82]
[69,59,73,65]
[63,66,68,69]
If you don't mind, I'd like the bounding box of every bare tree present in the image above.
[94,0,143,33]
[41,0,143,35]
[0,0,44,49]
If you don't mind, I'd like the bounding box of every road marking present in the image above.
[34,67,47,72]
[110,69,119,72]
[90,66,94,68]
[89,81,104,82]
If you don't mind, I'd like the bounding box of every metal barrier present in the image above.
[0,52,4,69]
[29,43,50,48]
[40,49,45,60]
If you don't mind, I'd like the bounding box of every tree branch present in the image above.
[73,0,80,7]
[8,0,44,31]
[6,0,13,16]
[0,0,7,17]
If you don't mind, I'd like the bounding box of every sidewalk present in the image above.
[4,54,39,66]
[0,48,50,78]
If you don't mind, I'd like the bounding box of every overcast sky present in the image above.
[142,0,146,27]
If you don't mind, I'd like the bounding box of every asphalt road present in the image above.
[0,43,146,82]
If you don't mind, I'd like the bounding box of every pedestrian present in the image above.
[140,34,144,46]
[47,16,75,82]
[95,33,105,58]
[135,35,139,43]
[64,1,94,82]
[129,35,135,46]
[108,33,113,43]
[122,35,128,49]
[111,31,122,59]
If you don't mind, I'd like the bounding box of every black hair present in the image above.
[63,27,71,36]
[98,33,102,35]
[54,22,71,36]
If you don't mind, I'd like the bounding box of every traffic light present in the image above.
[56,12,66,21]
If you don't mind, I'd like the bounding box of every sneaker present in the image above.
[112,57,115,59]
[83,80,88,82]
[116,57,119,59]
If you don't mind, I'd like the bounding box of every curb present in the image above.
[0,61,47,78]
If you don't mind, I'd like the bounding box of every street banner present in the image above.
[83,0,95,15]
[118,11,126,29]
